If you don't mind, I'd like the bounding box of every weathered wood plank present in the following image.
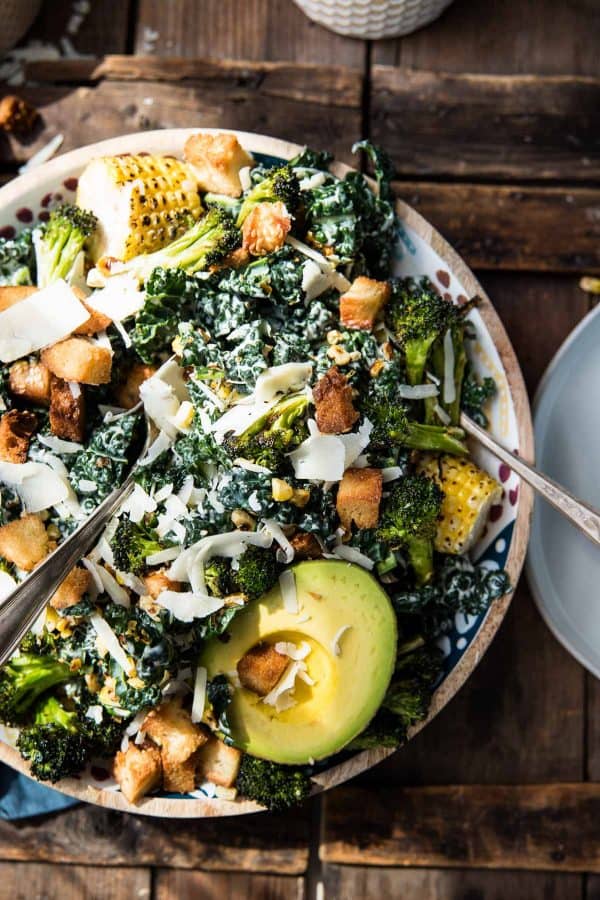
[25,0,132,55]
[396,182,600,273]
[0,74,361,167]
[0,861,150,900]
[135,0,365,67]
[587,673,600,781]
[322,865,582,900]
[371,68,600,181]
[0,803,310,873]
[155,870,304,900]
[373,0,600,77]
[321,783,600,871]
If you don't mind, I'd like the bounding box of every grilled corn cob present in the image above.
[76,154,202,263]
[417,453,502,555]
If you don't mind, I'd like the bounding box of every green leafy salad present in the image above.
[0,134,509,810]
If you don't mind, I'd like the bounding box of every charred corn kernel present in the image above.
[173,400,195,431]
[291,487,311,508]
[56,618,73,637]
[272,478,294,502]
[327,345,351,366]
[231,508,256,530]
[580,276,600,294]
[370,359,386,378]
[127,676,146,690]
[85,672,100,693]
[44,606,60,631]
[77,154,203,262]
[418,453,502,555]
[171,335,184,356]
[69,658,82,673]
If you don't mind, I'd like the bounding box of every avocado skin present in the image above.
[200,560,398,765]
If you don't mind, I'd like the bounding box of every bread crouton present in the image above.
[73,290,112,336]
[114,363,156,410]
[237,642,289,696]
[313,366,359,434]
[184,132,253,197]
[143,699,208,766]
[336,467,383,531]
[0,285,36,312]
[0,410,37,463]
[242,201,292,256]
[0,514,49,571]
[49,376,86,442]
[143,570,181,600]
[8,360,51,407]
[50,566,91,611]
[340,276,390,331]
[162,753,197,794]
[290,531,323,561]
[41,337,112,385]
[196,737,242,788]
[114,741,162,804]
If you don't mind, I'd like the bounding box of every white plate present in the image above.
[527,304,600,676]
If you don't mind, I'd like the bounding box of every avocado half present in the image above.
[200,560,397,765]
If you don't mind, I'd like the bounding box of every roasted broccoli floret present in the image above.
[111,516,163,576]
[204,557,233,598]
[17,694,123,782]
[382,644,444,728]
[120,208,239,282]
[236,165,300,226]
[386,278,462,386]
[223,392,309,469]
[363,388,467,456]
[0,653,72,725]
[35,203,97,288]
[236,754,311,811]
[235,545,279,602]
[377,475,443,586]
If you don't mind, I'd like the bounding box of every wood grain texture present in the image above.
[134,0,365,67]
[395,182,600,273]
[373,0,600,75]
[321,783,600,871]
[155,870,304,900]
[0,803,310,872]
[0,862,150,900]
[322,865,582,900]
[25,0,132,55]
[371,68,600,181]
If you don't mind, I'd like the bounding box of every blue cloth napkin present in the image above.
[0,766,78,819]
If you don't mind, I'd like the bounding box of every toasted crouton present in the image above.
[242,201,292,256]
[237,642,289,696]
[184,132,254,197]
[49,376,86,442]
[0,514,49,571]
[0,410,37,463]
[143,570,181,600]
[290,531,323,561]
[50,566,91,611]
[114,741,162,805]
[196,737,242,788]
[114,363,156,410]
[162,753,198,794]
[143,699,208,766]
[73,289,112,336]
[339,276,391,331]
[313,366,359,434]
[336,467,383,531]
[41,337,112,385]
[0,285,36,312]
[8,360,51,407]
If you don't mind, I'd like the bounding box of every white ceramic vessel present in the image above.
[292,0,454,39]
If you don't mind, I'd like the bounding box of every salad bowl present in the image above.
[0,129,533,817]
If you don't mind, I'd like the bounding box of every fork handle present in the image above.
[460,412,600,547]
[0,471,136,667]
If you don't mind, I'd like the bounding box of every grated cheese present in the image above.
[90,613,133,675]
[278,569,298,614]
[191,666,207,723]
[331,624,352,656]
[443,329,456,404]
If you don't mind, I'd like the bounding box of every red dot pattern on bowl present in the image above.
[489,505,503,522]
[0,226,15,240]
[16,207,33,224]
[436,269,450,288]
[509,486,519,506]
[499,463,511,483]
[63,177,78,192]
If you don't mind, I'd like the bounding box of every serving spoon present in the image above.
[0,403,150,667]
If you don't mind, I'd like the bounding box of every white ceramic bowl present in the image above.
[0,129,533,817]
[292,0,454,39]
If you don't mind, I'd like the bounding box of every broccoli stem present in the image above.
[404,336,436,386]
[392,421,467,456]
[425,330,468,426]
[407,536,434,586]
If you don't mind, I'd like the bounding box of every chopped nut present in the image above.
[370,359,385,378]
[231,509,256,530]
[0,95,38,135]
[326,329,344,345]
[327,345,351,367]
[290,488,311,508]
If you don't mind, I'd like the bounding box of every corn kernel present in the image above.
[272,478,294,502]
[291,488,311,508]
[370,359,385,377]
[173,400,195,432]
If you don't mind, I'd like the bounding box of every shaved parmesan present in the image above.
[37,434,83,454]
[443,329,456,404]
[211,396,278,442]
[145,546,180,566]
[398,383,439,400]
[381,466,403,483]
[239,166,252,192]
[191,666,207,723]
[301,259,331,301]
[0,279,90,363]
[154,483,173,503]
[286,236,350,293]
[332,544,374,570]
[339,418,373,469]
[433,402,451,425]
[278,569,298,614]
[331,624,352,656]
[85,705,103,725]
[168,528,273,583]
[90,612,133,674]
[0,460,69,513]
[138,429,172,467]
[288,420,346,481]
[154,590,224,623]
[87,559,130,607]
[299,171,327,191]
[86,274,145,321]
[120,483,157,524]
[275,640,310,661]
[192,378,225,411]
[254,363,313,404]
[233,457,272,474]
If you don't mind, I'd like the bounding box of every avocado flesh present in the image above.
[200,560,397,765]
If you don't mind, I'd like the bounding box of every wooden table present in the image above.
[1,1,599,897]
